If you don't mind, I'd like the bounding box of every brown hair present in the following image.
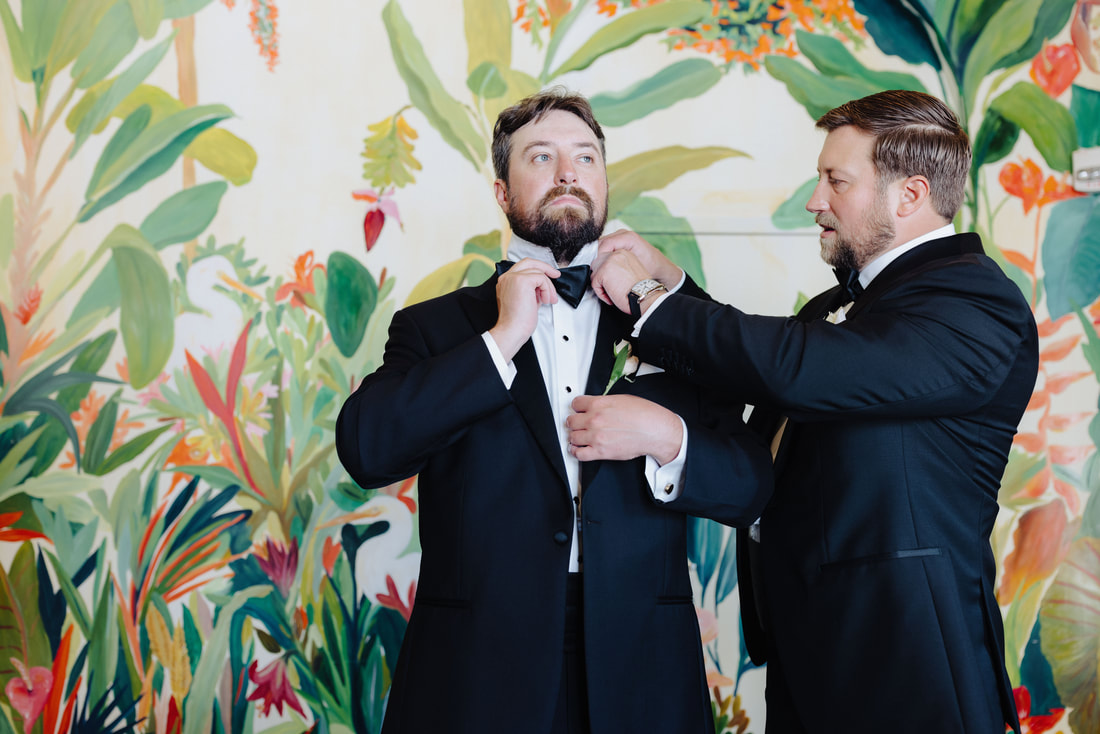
[492,87,606,186]
[816,90,971,220]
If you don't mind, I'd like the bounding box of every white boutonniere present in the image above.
[603,339,641,395]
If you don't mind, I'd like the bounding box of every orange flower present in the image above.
[0,512,48,543]
[1030,43,1081,97]
[1000,158,1084,214]
[997,499,1076,602]
[14,285,41,325]
[322,536,342,576]
[19,329,54,365]
[274,251,324,310]
[248,0,279,71]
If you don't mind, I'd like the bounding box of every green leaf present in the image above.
[971,108,1020,173]
[71,32,175,156]
[550,2,712,78]
[325,252,379,358]
[988,83,1077,172]
[0,0,31,82]
[184,125,257,185]
[794,29,926,93]
[464,0,511,77]
[993,0,1076,70]
[163,0,215,19]
[483,67,541,130]
[80,104,231,221]
[0,426,45,498]
[383,0,485,169]
[1042,195,1100,320]
[85,102,151,199]
[606,145,748,221]
[94,424,173,475]
[45,550,92,637]
[764,55,884,122]
[850,0,941,71]
[467,61,508,100]
[713,528,738,605]
[961,0,1045,108]
[772,177,817,230]
[463,230,502,287]
[0,193,12,271]
[619,196,705,288]
[21,0,66,74]
[82,389,120,474]
[71,0,139,89]
[1072,85,1100,149]
[0,544,51,699]
[127,0,164,39]
[689,517,723,594]
[44,0,117,84]
[589,59,722,128]
[111,227,174,387]
[404,253,493,307]
[139,181,227,246]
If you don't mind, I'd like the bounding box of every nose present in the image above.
[805,179,827,214]
[556,159,577,186]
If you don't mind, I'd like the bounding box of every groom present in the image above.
[336,88,772,734]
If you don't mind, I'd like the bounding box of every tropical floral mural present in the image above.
[0,0,1097,732]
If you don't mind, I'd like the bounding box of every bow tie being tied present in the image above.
[495,260,591,308]
[833,267,864,302]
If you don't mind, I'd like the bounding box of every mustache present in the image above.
[539,185,594,210]
[816,214,838,229]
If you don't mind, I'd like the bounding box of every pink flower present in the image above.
[5,659,52,734]
[254,537,299,598]
[246,657,306,718]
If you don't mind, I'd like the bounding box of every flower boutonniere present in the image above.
[603,339,641,394]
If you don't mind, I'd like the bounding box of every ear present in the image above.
[897,175,931,217]
[494,179,509,212]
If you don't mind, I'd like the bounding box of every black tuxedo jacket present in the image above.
[335,275,773,734]
[634,234,1037,734]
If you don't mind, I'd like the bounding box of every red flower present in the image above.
[1012,686,1063,733]
[0,512,47,543]
[1030,43,1080,97]
[376,574,416,621]
[5,659,52,734]
[246,657,306,718]
[321,536,341,576]
[352,188,402,252]
[14,285,41,325]
[254,537,299,598]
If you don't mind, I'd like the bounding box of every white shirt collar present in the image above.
[506,235,599,269]
[859,222,956,289]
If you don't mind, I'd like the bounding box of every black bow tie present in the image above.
[495,261,591,308]
[833,267,864,302]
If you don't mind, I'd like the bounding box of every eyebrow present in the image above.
[521,140,601,156]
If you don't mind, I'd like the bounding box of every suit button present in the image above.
[553,531,569,545]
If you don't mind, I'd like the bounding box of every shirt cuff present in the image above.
[647,415,687,503]
[631,269,685,337]
[481,332,517,388]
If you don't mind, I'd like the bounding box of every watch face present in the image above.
[631,279,660,297]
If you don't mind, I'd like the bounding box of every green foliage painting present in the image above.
[0,0,1097,732]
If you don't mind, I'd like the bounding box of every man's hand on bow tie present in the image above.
[591,230,683,313]
[489,258,560,361]
[567,394,682,465]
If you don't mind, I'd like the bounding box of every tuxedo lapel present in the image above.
[461,279,569,488]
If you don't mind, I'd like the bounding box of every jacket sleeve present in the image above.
[335,305,513,488]
[635,259,1037,421]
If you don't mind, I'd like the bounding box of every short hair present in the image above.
[816,90,971,220]
[492,87,606,186]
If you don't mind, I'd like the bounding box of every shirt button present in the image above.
[553,531,569,545]
[562,335,570,341]
[565,386,572,393]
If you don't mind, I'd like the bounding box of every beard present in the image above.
[506,185,607,264]
[817,191,895,272]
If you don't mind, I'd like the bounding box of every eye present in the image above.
[534,153,550,162]
[578,154,594,163]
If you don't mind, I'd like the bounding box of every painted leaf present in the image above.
[464,0,510,76]
[0,427,45,498]
[549,2,712,78]
[961,0,1045,107]
[989,83,1077,173]
[97,424,173,476]
[1072,84,1100,148]
[70,0,139,89]
[850,0,941,70]
[71,33,175,156]
[184,127,257,185]
[606,145,749,221]
[325,252,378,358]
[84,103,151,200]
[463,230,502,287]
[713,528,738,605]
[80,105,231,221]
[383,0,485,169]
[994,0,1077,70]
[589,59,722,128]
[140,181,228,247]
[794,29,926,93]
[1039,538,1100,734]
[772,177,818,230]
[82,389,120,474]
[764,55,883,122]
[404,253,490,307]
[43,0,117,82]
[1041,195,1100,319]
[971,109,1021,174]
[0,192,12,271]
[163,0,217,19]
[539,0,586,80]
[0,543,52,697]
[483,67,541,130]
[111,227,174,387]
[127,0,164,39]
[467,61,508,100]
[619,196,706,288]
[0,0,31,82]
[688,516,723,594]
[21,0,65,72]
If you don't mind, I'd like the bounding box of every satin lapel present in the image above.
[580,305,633,489]
[461,277,569,488]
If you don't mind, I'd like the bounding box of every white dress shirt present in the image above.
[481,236,688,572]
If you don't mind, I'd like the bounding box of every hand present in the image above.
[598,229,682,286]
[567,394,683,465]
[488,258,560,361]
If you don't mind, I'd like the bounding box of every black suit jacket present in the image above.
[634,233,1037,734]
[335,275,773,734]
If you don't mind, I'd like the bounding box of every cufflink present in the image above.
[663,483,675,495]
